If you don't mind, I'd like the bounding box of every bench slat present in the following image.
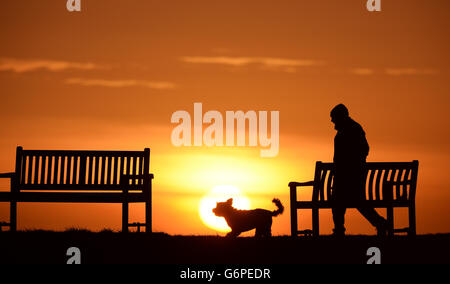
[79,155,86,185]
[46,155,52,184]
[106,156,112,185]
[94,156,99,185]
[87,156,93,185]
[7,192,147,203]
[138,156,143,185]
[395,168,404,200]
[34,155,40,184]
[27,155,33,184]
[404,169,411,200]
[134,156,140,184]
[318,162,416,169]
[364,162,416,168]
[99,156,105,185]
[53,156,59,185]
[388,168,398,200]
[113,156,118,185]
[72,156,78,185]
[319,169,326,201]
[326,169,333,202]
[66,155,72,185]
[60,155,66,185]
[126,156,131,181]
[119,156,125,186]
[22,150,146,157]
[133,156,138,184]
[129,156,134,185]
[402,168,411,200]
[40,156,45,184]
[375,168,383,200]
[367,169,375,201]
[21,155,27,184]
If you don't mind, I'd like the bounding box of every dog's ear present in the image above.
[226,198,233,205]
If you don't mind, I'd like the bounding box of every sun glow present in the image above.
[199,185,251,232]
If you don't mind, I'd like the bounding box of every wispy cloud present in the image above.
[65,78,176,90]
[350,68,375,76]
[180,56,324,72]
[349,67,439,76]
[0,58,101,73]
[385,68,439,76]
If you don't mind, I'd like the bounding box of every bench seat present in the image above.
[295,200,411,209]
[0,191,147,203]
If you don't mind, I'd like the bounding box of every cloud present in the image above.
[350,68,375,76]
[0,58,101,73]
[65,78,176,90]
[180,56,324,72]
[385,68,439,76]
[349,68,439,76]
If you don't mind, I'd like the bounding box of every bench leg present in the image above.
[10,201,17,232]
[290,210,298,237]
[145,199,152,233]
[290,186,298,237]
[409,204,416,236]
[122,202,128,233]
[386,206,394,236]
[312,208,319,237]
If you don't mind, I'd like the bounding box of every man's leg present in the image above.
[331,179,346,236]
[332,206,346,236]
[358,207,388,235]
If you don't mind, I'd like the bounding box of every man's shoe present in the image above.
[376,222,389,237]
[332,228,346,238]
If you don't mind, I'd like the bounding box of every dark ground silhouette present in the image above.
[0,231,449,264]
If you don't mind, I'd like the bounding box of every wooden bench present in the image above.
[289,161,419,237]
[0,146,153,233]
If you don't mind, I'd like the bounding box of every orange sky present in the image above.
[0,0,449,235]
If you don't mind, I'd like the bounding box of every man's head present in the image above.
[330,104,349,130]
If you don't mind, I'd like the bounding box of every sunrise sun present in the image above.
[199,185,251,232]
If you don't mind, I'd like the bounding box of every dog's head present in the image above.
[212,198,233,217]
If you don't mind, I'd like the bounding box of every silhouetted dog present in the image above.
[213,198,284,237]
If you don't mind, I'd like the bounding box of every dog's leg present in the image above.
[263,218,272,237]
[255,227,271,238]
[259,227,271,238]
[258,220,272,238]
[226,230,240,238]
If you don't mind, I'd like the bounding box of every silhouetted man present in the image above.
[330,104,387,237]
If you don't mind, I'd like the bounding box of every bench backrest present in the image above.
[13,147,150,192]
[312,161,419,202]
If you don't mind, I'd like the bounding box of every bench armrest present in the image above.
[121,173,154,180]
[289,181,314,202]
[289,181,314,188]
[0,172,15,179]
[120,174,154,188]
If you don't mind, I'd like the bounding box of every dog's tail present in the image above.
[271,198,284,217]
